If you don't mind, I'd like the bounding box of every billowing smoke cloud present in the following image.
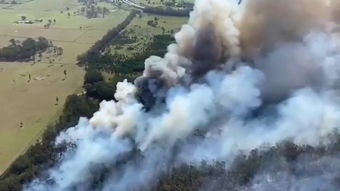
[25,0,340,190]
[239,0,329,56]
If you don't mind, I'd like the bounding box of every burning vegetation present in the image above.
[6,0,340,190]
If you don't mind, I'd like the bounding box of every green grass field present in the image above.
[0,0,130,173]
[110,13,188,56]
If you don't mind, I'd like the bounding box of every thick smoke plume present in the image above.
[26,0,340,190]
[239,0,329,57]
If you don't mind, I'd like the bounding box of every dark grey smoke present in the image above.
[192,26,223,78]
[239,0,328,58]
[135,77,168,111]
[255,41,323,102]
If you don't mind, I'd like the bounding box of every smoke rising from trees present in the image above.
[25,0,340,190]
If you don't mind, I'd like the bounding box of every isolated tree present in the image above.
[57,47,63,56]
[102,7,109,18]
[22,38,36,51]
[9,39,16,46]
[37,37,49,50]
[21,16,26,21]
[63,70,67,79]
[97,6,102,17]
[38,52,42,60]
[87,5,97,18]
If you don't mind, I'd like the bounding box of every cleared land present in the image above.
[110,13,188,56]
[0,0,129,173]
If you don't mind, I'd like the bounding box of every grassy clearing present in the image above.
[0,62,85,172]
[0,0,130,173]
[110,13,188,56]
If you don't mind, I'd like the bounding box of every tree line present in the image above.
[77,10,139,65]
[83,69,136,101]
[143,6,191,16]
[0,37,51,62]
[81,33,175,74]
[80,5,110,19]
[151,140,340,191]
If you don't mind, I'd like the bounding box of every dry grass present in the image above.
[0,62,84,172]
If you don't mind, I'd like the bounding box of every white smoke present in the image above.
[25,0,340,190]
[244,154,340,191]
[27,118,132,190]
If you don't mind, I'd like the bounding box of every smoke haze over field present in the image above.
[25,0,340,190]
